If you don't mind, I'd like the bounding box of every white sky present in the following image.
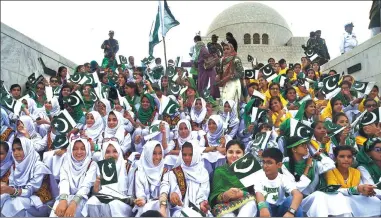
[1,1,373,66]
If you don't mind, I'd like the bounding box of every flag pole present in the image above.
[163,36,168,68]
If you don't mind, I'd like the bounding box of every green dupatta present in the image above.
[137,93,156,125]
[209,164,247,207]
[356,147,381,189]
[190,41,205,76]
[284,159,315,183]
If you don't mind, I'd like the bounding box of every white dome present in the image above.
[206,2,293,46]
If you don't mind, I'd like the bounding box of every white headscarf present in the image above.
[176,119,193,147]
[21,98,36,116]
[0,141,13,177]
[150,120,172,144]
[17,115,38,138]
[66,138,92,188]
[174,140,209,183]
[221,100,240,127]
[97,99,112,124]
[206,115,224,145]
[104,110,125,143]
[100,141,128,192]
[1,108,10,134]
[84,111,104,141]
[190,97,207,124]
[12,137,46,186]
[139,140,164,186]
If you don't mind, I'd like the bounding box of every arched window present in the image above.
[253,33,260,44]
[262,34,269,45]
[244,34,251,44]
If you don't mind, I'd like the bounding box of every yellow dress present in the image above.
[279,68,288,75]
[271,111,292,127]
[325,167,361,188]
[264,90,288,107]
[355,135,367,147]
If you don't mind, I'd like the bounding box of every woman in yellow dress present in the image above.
[325,146,381,217]
[268,96,292,128]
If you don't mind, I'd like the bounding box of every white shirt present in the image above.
[253,169,297,205]
[340,32,358,54]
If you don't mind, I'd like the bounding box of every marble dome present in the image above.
[206,2,293,46]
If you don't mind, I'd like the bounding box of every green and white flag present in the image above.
[251,131,272,151]
[51,109,77,135]
[320,74,340,98]
[97,158,118,185]
[69,72,84,84]
[168,82,183,96]
[360,107,381,126]
[159,0,180,37]
[53,86,61,97]
[290,118,313,139]
[52,134,69,149]
[250,107,268,123]
[352,80,375,95]
[63,91,84,108]
[324,120,346,137]
[149,7,161,56]
[162,97,180,116]
[0,94,22,115]
[0,80,10,99]
[229,153,261,187]
[144,124,161,141]
[260,64,277,82]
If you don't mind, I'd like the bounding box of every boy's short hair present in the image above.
[262,147,283,163]
[140,210,163,217]
[10,84,21,91]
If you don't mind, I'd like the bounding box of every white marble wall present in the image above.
[1,22,77,91]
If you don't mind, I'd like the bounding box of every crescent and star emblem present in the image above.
[57,118,69,133]
[326,80,337,91]
[246,70,254,79]
[102,163,115,182]
[354,82,365,91]
[234,159,254,174]
[166,104,176,115]
[362,112,377,126]
[252,134,264,147]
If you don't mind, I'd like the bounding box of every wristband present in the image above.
[94,144,99,152]
[348,186,359,195]
[72,195,82,205]
[258,201,268,210]
[59,194,68,201]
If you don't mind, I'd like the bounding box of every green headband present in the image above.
[287,138,310,149]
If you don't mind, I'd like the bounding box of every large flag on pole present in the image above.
[159,0,180,37]
[149,7,161,56]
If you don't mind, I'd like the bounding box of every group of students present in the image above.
[1,45,381,217]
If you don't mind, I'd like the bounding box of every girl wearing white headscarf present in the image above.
[16,115,43,151]
[203,115,232,176]
[82,111,105,143]
[94,99,112,126]
[49,137,97,217]
[1,108,15,146]
[190,97,208,131]
[218,100,240,139]
[160,140,210,217]
[0,141,13,184]
[133,141,166,217]
[82,141,132,217]
[164,119,207,168]
[97,111,131,155]
[1,137,58,217]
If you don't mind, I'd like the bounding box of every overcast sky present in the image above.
[1,1,373,66]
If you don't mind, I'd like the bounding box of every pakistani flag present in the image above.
[160,0,180,37]
[149,7,161,56]
[63,91,84,108]
[250,107,268,123]
[352,80,375,95]
[250,131,272,150]
[98,158,118,185]
[144,124,161,141]
[181,201,206,217]
[168,82,183,96]
[260,64,277,82]
[229,153,261,187]
[52,134,69,149]
[324,120,346,137]
[69,72,84,84]
[297,94,312,105]
[272,75,288,88]
[119,55,128,65]
[0,94,22,115]
[244,69,256,79]
[51,109,77,135]
[165,65,176,78]
[53,86,61,97]
[290,118,313,139]
[27,73,37,84]
[0,80,10,99]
[320,74,340,96]
[162,97,179,116]
[100,84,110,100]
[361,107,381,126]
[79,73,99,86]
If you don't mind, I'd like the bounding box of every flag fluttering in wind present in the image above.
[159,0,180,37]
[149,7,161,57]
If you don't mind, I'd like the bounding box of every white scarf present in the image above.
[206,115,224,145]
[66,138,92,188]
[190,98,207,124]
[176,119,193,147]
[138,140,164,187]
[220,100,240,127]
[17,115,38,139]
[104,110,125,143]
[12,137,44,186]
[100,141,128,192]
[1,108,10,134]
[0,142,13,177]
[174,140,209,183]
[84,111,104,141]
[150,120,172,144]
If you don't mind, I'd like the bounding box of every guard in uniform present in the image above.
[340,22,358,54]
